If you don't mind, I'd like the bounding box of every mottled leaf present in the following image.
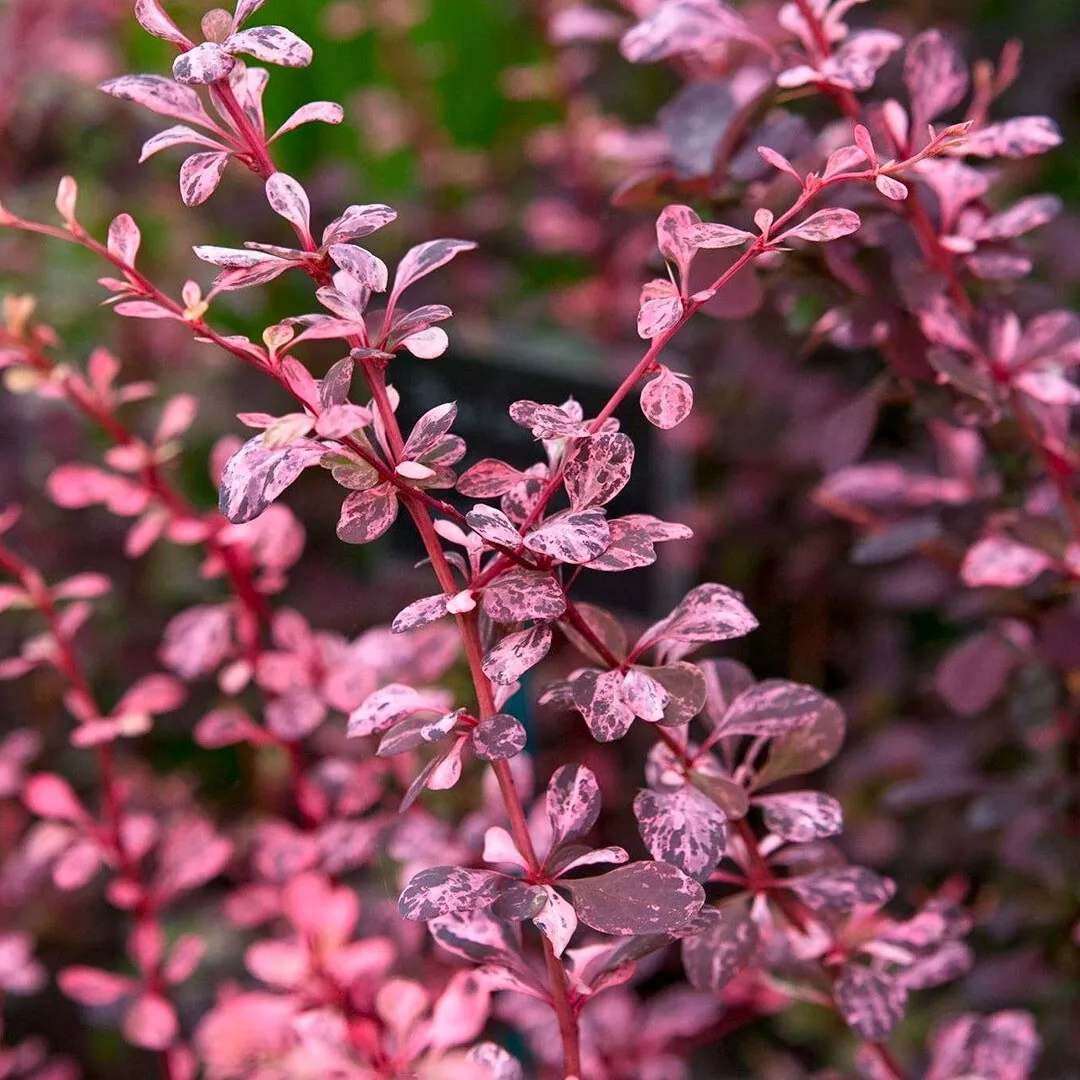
[680,900,760,990]
[481,624,552,685]
[634,785,728,881]
[572,668,635,742]
[399,867,506,921]
[336,483,399,544]
[755,791,843,842]
[563,433,634,510]
[564,861,705,935]
[472,713,527,761]
[218,436,322,523]
[482,568,565,623]
[833,965,907,1041]
[523,508,610,564]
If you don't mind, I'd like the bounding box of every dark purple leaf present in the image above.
[218,436,322,523]
[935,630,1019,716]
[634,785,728,881]
[563,861,705,935]
[563,433,634,510]
[680,900,760,990]
[398,867,506,921]
[646,662,708,726]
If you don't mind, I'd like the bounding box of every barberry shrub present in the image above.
[0,1,1071,1078]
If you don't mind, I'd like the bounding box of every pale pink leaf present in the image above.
[23,774,86,822]
[159,604,232,678]
[134,0,191,47]
[389,239,477,308]
[963,116,1062,159]
[270,101,344,141]
[401,327,449,359]
[687,222,755,248]
[778,208,861,243]
[140,125,227,161]
[402,402,457,459]
[123,993,178,1050]
[321,203,398,246]
[620,0,762,63]
[961,537,1052,587]
[533,886,577,957]
[641,583,759,650]
[107,214,141,265]
[58,967,137,1007]
[637,287,683,340]
[875,174,909,201]
[328,244,388,291]
[656,204,700,289]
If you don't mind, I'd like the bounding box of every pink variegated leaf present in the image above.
[59,966,137,1006]
[620,0,763,63]
[134,0,191,47]
[533,886,577,957]
[962,116,1062,159]
[466,505,520,549]
[398,866,506,921]
[640,583,758,651]
[686,221,755,249]
[225,26,313,68]
[377,708,460,758]
[172,43,235,85]
[875,174,909,201]
[100,75,216,129]
[265,173,311,239]
[755,791,843,842]
[179,151,230,206]
[508,400,591,440]
[113,300,179,321]
[457,462,520,498]
[123,993,178,1050]
[961,536,1052,588]
[159,604,232,678]
[550,5,627,44]
[384,304,453,351]
[139,125,228,161]
[641,365,693,429]
[347,684,447,739]
[585,519,657,571]
[547,763,602,847]
[523,508,610,564]
[482,568,565,623]
[571,668,635,742]
[329,244,388,292]
[107,214,141,265]
[789,867,896,913]
[472,713,527,761]
[428,970,491,1053]
[218,436,323,523]
[833,966,907,1042]
[656,204,700,290]
[637,280,683,340]
[336,483,399,544]
[270,100,344,141]
[194,706,262,748]
[634,785,728,881]
[563,432,633,510]
[266,690,325,741]
[549,845,628,876]
[903,31,969,129]
[681,900,760,990]
[564,862,704,935]
[757,698,846,785]
[719,679,829,737]
[1012,369,1080,406]
[645,661,708,727]
[925,1011,1040,1080]
[975,194,1061,242]
[481,624,552,685]
[321,203,397,246]
[392,594,449,634]
[778,208,861,243]
[402,402,457,459]
[822,144,869,181]
[758,145,801,180]
[622,668,670,722]
[389,239,477,308]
